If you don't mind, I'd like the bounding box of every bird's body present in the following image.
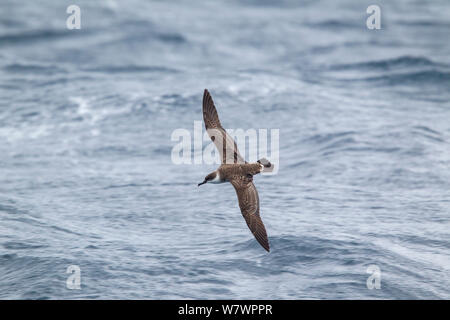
[198,89,273,252]
[218,163,264,182]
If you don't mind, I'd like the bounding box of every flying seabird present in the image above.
[198,89,273,252]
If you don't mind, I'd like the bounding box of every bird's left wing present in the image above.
[230,175,270,252]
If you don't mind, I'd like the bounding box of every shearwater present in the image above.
[198,89,273,252]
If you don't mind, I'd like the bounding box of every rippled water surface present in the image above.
[0,0,449,299]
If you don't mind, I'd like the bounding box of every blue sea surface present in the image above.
[0,0,449,299]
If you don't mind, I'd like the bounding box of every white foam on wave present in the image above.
[374,238,450,272]
[69,96,134,124]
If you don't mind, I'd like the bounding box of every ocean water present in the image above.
[1,0,449,299]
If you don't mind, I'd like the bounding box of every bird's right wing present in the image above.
[230,175,270,252]
[203,89,245,164]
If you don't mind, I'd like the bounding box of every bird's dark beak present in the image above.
[198,180,207,187]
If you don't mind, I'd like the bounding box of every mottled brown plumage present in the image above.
[199,89,272,252]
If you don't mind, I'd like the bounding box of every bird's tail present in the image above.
[257,158,274,172]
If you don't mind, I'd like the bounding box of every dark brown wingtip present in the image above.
[254,232,270,252]
[203,89,211,108]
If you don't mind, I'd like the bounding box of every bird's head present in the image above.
[198,171,218,186]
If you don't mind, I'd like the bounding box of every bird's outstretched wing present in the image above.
[230,175,270,252]
[203,89,245,164]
